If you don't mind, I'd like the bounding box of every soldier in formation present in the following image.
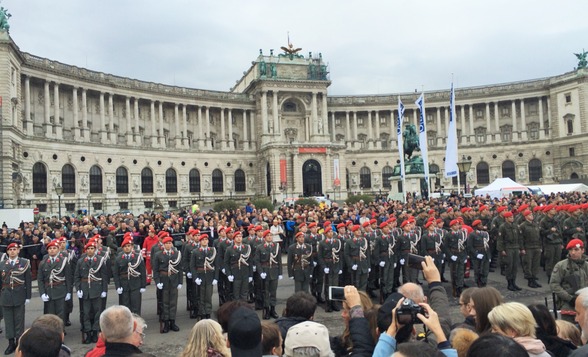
[152,236,183,333]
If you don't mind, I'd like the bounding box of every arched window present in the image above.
[235,169,246,192]
[360,167,372,189]
[528,159,542,182]
[212,169,223,193]
[141,167,153,193]
[166,168,177,193]
[61,164,76,194]
[116,166,129,194]
[89,165,103,194]
[476,162,490,185]
[502,160,515,181]
[382,166,394,189]
[189,169,200,193]
[32,162,47,194]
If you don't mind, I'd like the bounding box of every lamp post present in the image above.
[87,194,91,217]
[55,184,63,218]
[456,155,472,195]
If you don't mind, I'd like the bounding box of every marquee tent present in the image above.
[474,177,530,199]
[531,183,588,195]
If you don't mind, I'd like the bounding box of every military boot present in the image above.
[507,279,516,291]
[162,321,170,333]
[169,320,180,332]
[82,332,92,345]
[534,279,542,288]
[4,338,16,354]
[91,331,99,343]
[270,306,279,319]
[325,301,333,313]
[512,279,522,291]
[528,279,536,288]
[332,301,340,312]
[263,308,270,320]
[316,293,326,304]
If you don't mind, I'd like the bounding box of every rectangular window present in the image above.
[65,203,75,212]
[38,204,47,213]
[528,103,537,115]
[335,117,341,126]
[168,201,177,208]
[144,201,153,209]
[570,147,575,157]
[476,133,486,143]
[567,120,574,135]
[92,202,102,211]
[426,114,434,123]
[119,202,128,210]
[380,116,387,125]
[357,117,364,125]
[476,109,483,118]
[501,107,510,117]
[565,93,572,103]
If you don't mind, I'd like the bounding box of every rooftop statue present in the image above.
[403,124,420,160]
[279,34,303,60]
[575,50,587,69]
[0,7,11,32]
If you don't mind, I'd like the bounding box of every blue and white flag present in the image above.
[444,83,458,178]
[415,94,429,184]
[397,98,405,180]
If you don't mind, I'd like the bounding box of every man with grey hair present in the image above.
[99,305,153,356]
[571,287,588,356]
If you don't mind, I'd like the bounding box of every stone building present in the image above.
[0,31,587,215]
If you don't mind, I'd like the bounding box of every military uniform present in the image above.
[152,246,183,329]
[190,242,218,319]
[38,252,72,323]
[181,235,199,317]
[112,249,146,315]
[541,213,564,279]
[74,251,108,342]
[373,226,397,299]
[254,240,282,319]
[550,255,588,322]
[467,228,491,287]
[305,228,324,301]
[444,228,467,296]
[421,229,443,275]
[520,217,543,287]
[317,231,342,311]
[344,233,370,291]
[0,255,31,347]
[215,234,233,304]
[497,218,523,291]
[287,241,314,292]
[224,243,253,301]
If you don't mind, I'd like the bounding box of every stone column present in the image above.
[158,101,165,148]
[228,109,234,150]
[436,107,441,133]
[468,105,474,136]
[374,111,381,149]
[520,98,527,140]
[261,91,268,135]
[311,92,318,136]
[24,76,32,135]
[133,98,141,145]
[100,92,107,144]
[249,111,256,149]
[220,108,226,150]
[44,81,51,138]
[538,97,545,139]
[108,93,115,143]
[205,106,212,149]
[412,109,417,127]
[197,106,203,148]
[174,104,181,148]
[511,100,517,133]
[353,111,358,147]
[81,89,89,141]
[182,105,189,148]
[72,87,80,140]
[485,103,491,143]
[54,83,63,139]
[125,97,132,145]
[321,93,328,138]
[546,98,551,136]
[345,111,351,143]
[243,109,249,150]
[444,107,449,135]
[367,111,374,149]
[330,112,336,143]
[460,105,466,141]
[150,100,157,147]
[494,102,500,133]
[272,91,279,136]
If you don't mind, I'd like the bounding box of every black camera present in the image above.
[396,298,425,325]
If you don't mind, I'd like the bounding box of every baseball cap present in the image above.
[228,307,262,357]
[284,321,332,357]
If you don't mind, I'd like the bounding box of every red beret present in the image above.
[457,217,464,222]
[225,228,233,235]
[162,237,173,244]
[109,226,116,231]
[428,209,435,215]
[369,219,377,225]
[346,221,353,227]
[6,242,19,250]
[387,217,397,222]
[295,232,305,239]
[503,212,513,218]
[436,219,443,224]
[218,227,226,234]
[124,232,133,239]
[157,231,168,238]
[198,234,209,242]
[461,207,470,214]
[336,223,346,229]
[450,219,460,227]
[379,222,388,229]
[85,241,96,250]
[92,234,102,241]
[232,231,241,238]
[298,223,306,228]
[446,207,453,213]
[262,230,271,237]
[533,206,543,212]
[400,220,410,228]
[324,226,332,233]
[121,238,133,247]
[566,239,584,250]
[362,221,370,228]
[254,225,263,232]
[323,221,332,228]
[424,221,434,229]
[149,228,156,233]
[472,220,482,227]
[308,222,317,229]
[523,210,532,217]
[518,204,529,213]
[582,203,588,210]
[479,205,488,211]
[497,206,507,213]
[46,240,59,249]
[351,225,361,232]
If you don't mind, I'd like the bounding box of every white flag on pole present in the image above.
[444,83,458,178]
[397,98,405,180]
[415,94,429,184]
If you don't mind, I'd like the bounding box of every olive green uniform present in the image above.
[254,242,282,310]
[467,229,491,287]
[318,236,343,308]
[190,246,218,317]
[224,244,253,301]
[0,258,31,340]
[444,230,467,294]
[497,221,522,281]
[287,243,313,292]
[541,215,564,279]
[520,220,542,282]
[550,256,588,322]
[152,248,183,321]
[38,255,72,322]
[74,254,108,335]
[373,232,397,296]
[344,236,370,290]
[112,250,146,315]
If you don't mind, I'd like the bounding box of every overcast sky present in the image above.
[4,0,588,95]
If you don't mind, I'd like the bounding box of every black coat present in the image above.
[537,332,576,357]
[330,317,375,357]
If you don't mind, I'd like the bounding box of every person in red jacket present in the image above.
[141,229,159,284]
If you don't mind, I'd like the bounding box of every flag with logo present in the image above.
[397,98,405,180]
[415,94,429,184]
[445,83,458,178]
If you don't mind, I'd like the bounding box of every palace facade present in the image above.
[0,31,587,215]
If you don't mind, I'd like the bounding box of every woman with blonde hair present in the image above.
[180,319,231,357]
[488,302,550,357]
[556,320,582,348]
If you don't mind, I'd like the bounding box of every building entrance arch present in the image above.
[302,159,322,196]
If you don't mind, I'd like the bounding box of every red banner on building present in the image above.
[298,147,326,154]
[280,159,287,184]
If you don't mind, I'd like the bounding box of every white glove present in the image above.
[260,272,267,279]
[65,293,71,301]
[157,283,163,290]
[379,261,385,267]
[101,291,107,298]
[352,264,358,271]
[117,287,123,295]
[25,299,30,305]
[324,267,330,274]
[338,270,343,275]
[228,275,234,282]
[464,259,468,264]
[139,288,146,294]
[252,266,257,272]
[394,263,397,268]
[441,259,444,264]
[313,261,317,267]
[177,284,182,290]
[368,268,371,273]
[187,272,192,279]
[77,290,83,299]
[41,293,50,302]
[248,277,253,283]
[222,268,226,275]
[310,275,313,278]
[451,255,457,262]
[195,278,202,286]
[400,259,405,265]
[476,254,484,260]
[289,276,294,280]
[212,279,218,285]
[278,275,283,280]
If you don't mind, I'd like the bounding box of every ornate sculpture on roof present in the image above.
[279,33,303,60]
[575,50,587,69]
[0,6,11,32]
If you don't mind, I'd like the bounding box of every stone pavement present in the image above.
[11,258,556,356]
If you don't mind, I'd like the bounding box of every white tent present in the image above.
[531,183,588,195]
[475,177,530,198]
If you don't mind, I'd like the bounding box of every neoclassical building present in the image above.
[0,30,587,215]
